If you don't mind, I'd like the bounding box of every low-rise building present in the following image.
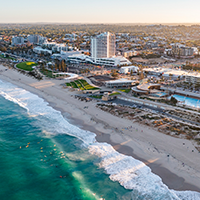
[119,66,139,74]
[52,44,68,52]
[67,54,93,63]
[64,54,131,66]
[95,56,131,67]
[169,44,194,58]
[123,50,137,58]
[185,74,200,84]
[33,46,52,55]
[105,78,136,88]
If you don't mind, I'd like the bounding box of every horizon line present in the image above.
[1,22,200,25]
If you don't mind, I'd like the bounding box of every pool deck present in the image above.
[161,87,200,100]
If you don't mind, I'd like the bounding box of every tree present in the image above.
[111,69,118,78]
[139,70,144,80]
[170,96,178,105]
[130,70,133,76]
[58,62,61,71]
[0,45,7,52]
[61,60,66,72]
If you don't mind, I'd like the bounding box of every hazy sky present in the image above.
[0,0,200,23]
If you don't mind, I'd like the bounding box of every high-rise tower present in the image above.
[91,32,115,61]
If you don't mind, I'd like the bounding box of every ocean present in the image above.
[0,79,200,200]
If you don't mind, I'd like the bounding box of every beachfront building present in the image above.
[144,67,200,83]
[144,67,187,79]
[52,51,82,61]
[132,83,163,96]
[91,32,116,61]
[33,46,52,55]
[65,54,131,66]
[119,66,139,74]
[12,36,24,46]
[67,54,94,64]
[185,74,200,84]
[105,78,136,88]
[95,56,131,67]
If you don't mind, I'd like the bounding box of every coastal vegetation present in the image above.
[89,95,103,99]
[109,92,121,96]
[40,68,54,78]
[97,103,200,152]
[16,61,38,71]
[118,89,131,93]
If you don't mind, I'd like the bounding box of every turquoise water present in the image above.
[173,94,200,108]
[151,92,167,97]
[1,79,200,200]
[0,96,131,200]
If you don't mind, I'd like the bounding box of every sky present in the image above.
[0,0,200,24]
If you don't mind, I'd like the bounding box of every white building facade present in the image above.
[119,66,139,74]
[12,36,24,45]
[91,32,115,61]
[27,35,40,44]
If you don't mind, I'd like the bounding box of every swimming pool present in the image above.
[172,94,200,108]
[151,92,167,97]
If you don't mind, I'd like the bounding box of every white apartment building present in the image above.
[52,44,68,52]
[12,36,24,45]
[33,46,52,55]
[91,32,115,61]
[185,74,200,84]
[27,35,40,44]
[119,66,139,74]
[65,54,131,66]
[95,56,131,67]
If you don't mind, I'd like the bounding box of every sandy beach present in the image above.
[1,64,200,193]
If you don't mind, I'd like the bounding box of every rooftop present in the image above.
[105,78,135,84]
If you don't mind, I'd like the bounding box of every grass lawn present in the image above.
[66,83,71,87]
[16,62,38,71]
[118,89,131,93]
[40,68,54,78]
[79,79,99,90]
[109,92,121,96]
[89,95,102,99]
[70,82,78,88]
[66,79,99,90]
[74,80,85,90]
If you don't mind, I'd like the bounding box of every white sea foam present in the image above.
[0,79,200,200]
[0,79,96,145]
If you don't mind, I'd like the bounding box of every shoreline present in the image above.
[1,65,200,193]
[68,114,200,192]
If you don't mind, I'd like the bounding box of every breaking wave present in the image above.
[0,79,200,200]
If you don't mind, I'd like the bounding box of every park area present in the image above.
[16,62,38,71]
[66,79,99,91]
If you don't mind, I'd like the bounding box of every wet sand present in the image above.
[1,64,200,193]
